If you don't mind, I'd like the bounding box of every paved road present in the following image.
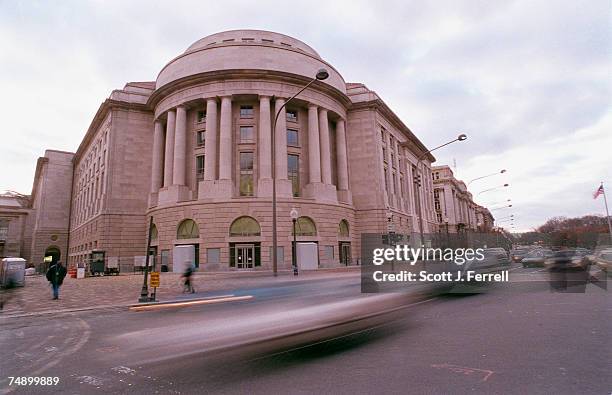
[1,264,609,394]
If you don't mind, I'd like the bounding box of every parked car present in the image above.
[544,249,590,271]
[510,246,532,263]
[521,249,553,268]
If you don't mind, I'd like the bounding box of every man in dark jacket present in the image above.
[46,261,67,300]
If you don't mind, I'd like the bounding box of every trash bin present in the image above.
[161,264,169,272]
[1,258,26,287]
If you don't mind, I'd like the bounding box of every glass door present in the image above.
[236,244,255,269]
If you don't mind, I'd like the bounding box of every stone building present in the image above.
[0,150,74,270]
[432,165,489,233]
[0,192,33,260]
[14,30,444,271]
[475,205,495,232]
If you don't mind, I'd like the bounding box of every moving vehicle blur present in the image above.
[589,248,612,275]
[521,248,554,268]
[544,249,590,271]
[483,247,510,265]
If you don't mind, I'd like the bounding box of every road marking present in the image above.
[129,295,254,311]
[431,363,495,382]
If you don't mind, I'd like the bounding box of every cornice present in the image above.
[350,99,435,162]
[147,69,353,112]
[74,99,151,162]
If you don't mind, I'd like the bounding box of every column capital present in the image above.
[308,103,319,110]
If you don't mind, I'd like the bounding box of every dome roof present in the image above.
[156,30,345,94]
[185,30,321,58]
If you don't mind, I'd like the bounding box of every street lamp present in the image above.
[467,169,507,186]
[415,133,467,244]
[477,183,509,195]
[486,198,511,206]
[290,207,299,276]
[490,204,512,211]
[271,69,329,276]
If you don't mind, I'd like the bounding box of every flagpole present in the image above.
[601,182,612,244]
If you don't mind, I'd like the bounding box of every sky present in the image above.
[0,0,610,232]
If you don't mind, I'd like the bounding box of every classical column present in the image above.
[274,98,287,179]
[335,119,349,190]
[308,104,321,183]
[150,120,164,192]
[218,96,232,180]
[173,105,187,186]
[163,110,176,187]
[385,133,394,201]
[204,98,218,181]
[258,96,272,180]
[318,108,332,185]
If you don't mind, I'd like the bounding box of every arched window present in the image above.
[293,216,317,236]
[177,219,199,239]
[150,224,158,241]
[229,216,261,237]
[339,220,349,237]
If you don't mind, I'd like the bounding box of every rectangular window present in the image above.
[240,152,254,196]
[196,131,205,147]
[392,173,397,194]
[207,248,220,264]
[384,168,389,191]
[286,110,298,122]
[240,126,254,143]
[382,147,387,162]
[240,105,254,118]
[196,155,205,181]
[0,219,8,241]
[287,129,299,146]
[196,110,206,123]
[288,154,299,197]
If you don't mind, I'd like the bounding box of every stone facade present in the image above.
[13,30,454,271]
[432,165,493,233]
[0,192,33,259]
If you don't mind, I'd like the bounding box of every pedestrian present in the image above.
[46,261,67,300]
[182,260,195,293]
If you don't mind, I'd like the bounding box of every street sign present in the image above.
[150,271,160,288]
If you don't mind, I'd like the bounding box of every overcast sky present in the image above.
[0,0,610,232]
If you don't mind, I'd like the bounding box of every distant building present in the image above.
[0,150,73,270]
[432,165,492,233]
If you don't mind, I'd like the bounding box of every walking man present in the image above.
[46,261,67,300]
[182,260,195,293]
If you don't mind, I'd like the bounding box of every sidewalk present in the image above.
[0,267,359,318]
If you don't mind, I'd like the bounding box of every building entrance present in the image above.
[236,244,255,269]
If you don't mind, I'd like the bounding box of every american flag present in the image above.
[593,184,604,199]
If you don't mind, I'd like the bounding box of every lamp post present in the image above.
[290,207,299,276]
[415,134,467,245]
[467,169,507,186]
[477,183,509,195]
[444,217,450,246]
[271,69,329,276]
[138,216,154,303]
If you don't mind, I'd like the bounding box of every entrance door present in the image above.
[236,244,255,269]
[340,242,351,266]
